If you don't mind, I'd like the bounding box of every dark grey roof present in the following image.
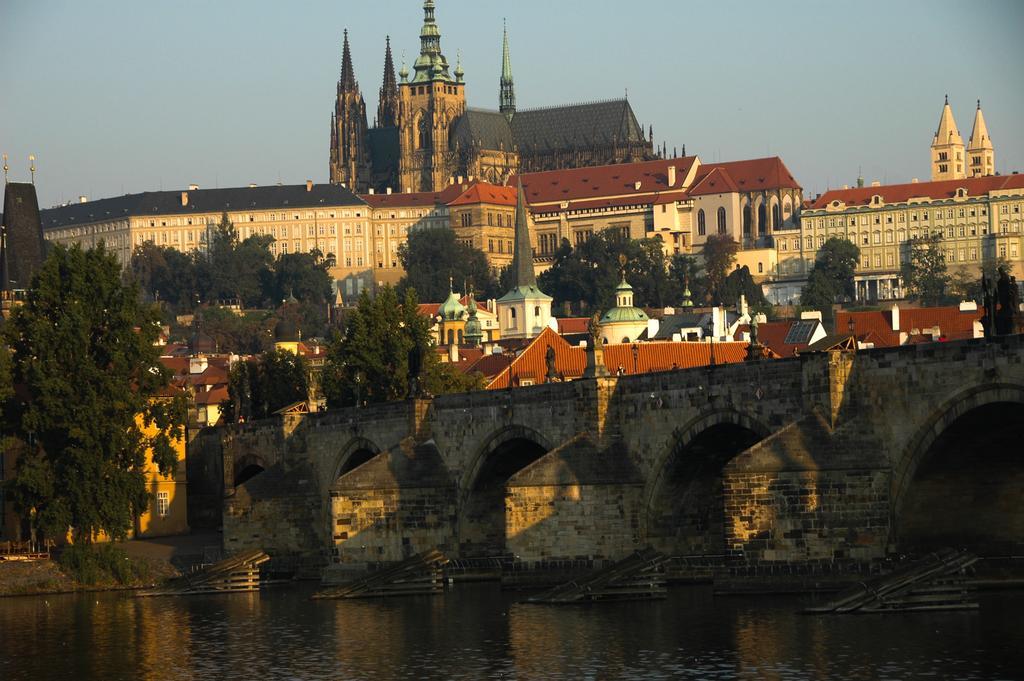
[2,183,48,290]
[510,99,646,152]
[367,126,400,174]
[653,313,704,340]
[39,183,367,231]
[450,109,514,152]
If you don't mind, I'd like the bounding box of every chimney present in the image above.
[634,181,642,190]
[457,175,464,184]
[448,342,459,363]
[911,178,919,183]
[188,183,199,191]
[180,191,189,207]
[78,195,88,204]
[842,184,849,190]
[369,188,375,195]
[871,180,881,187]
[738,294,748,317]
[667,165,677,187]
[386,187,393,195]
[248,183,257,189]
[890,303,900,331]
[306,180,313,192]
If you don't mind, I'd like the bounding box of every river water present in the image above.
[2,583,1021,680]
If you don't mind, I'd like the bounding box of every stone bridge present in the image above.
[220,335,1023,574]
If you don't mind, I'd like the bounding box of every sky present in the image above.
[1,0,1022,208]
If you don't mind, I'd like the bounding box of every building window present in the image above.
[157,492,169,518]
[717,207,727,234]
[772,204,780,229]
[697,209,706,236]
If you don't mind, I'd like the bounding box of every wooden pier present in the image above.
[524,548,668,604]
[138,549,270,597]
[313,549,449,600]
[805,549,979,614]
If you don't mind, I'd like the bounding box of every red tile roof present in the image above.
[447,182,517,207]
[809,174,1024,210]
[695,157,801,192]
[834,305,983,347]
[556,317,591,334]
[484,327,755,389]
[735,320,816,357]
[359,182,470,209]
[194,385,229,406]
[687,166,740,196]
[512,157,700,206]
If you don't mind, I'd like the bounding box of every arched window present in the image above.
[758,204,767,235]
[417,116,430,150]
[772,204,781,229]
[717,207,727,234]
[783,198,792,218]
[447,329,455,345]
[743,206,752,235]
[697,209,706,236]
[457,330,464,344]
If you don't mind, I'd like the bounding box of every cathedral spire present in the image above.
[377,36,399,127]
[499,20,516,120]
[931,95,965,181]
[511,180,536,290]
[339,29,357,93]
[412,0,452,83]
[967,99,995,177]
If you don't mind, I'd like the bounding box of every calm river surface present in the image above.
[2,583,1022,680]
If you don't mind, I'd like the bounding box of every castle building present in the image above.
[329,1,657,195]
[931,96,997,182]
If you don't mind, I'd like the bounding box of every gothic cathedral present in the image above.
[329,1,658,194]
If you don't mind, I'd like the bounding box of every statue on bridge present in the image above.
[981,270,996,338]
[995,267,1018,336]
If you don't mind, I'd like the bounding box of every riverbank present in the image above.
[0,531,220,597]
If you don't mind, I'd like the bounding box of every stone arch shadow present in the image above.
[331,436,384,485]
[639,408,771,546]
[234,453,268,487]
[456,424,555,557]
[890,382,1024,542]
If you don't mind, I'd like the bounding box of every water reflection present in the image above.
[1,585,1022,680]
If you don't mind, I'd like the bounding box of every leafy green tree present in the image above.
[901,233,949,306]
[129,241,198,311]
[720,265,768,308]
[800,238,860,316]
[701,235,739,304]
[539,230,679,314]
[669,254,706,305]
[263,251,332,309]
[321,286,480,408]
[398,228,499,302]
[202,212,273,307]
[3,244,184,543]
[800,268,839,317]
[196,307,275,354]
[226,350,309,421]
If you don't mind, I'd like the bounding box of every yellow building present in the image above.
[772,174,1024,303]
[134,399,189,538]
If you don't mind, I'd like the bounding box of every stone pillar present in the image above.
[410,398,433,442]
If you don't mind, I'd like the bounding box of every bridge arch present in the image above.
[331,437,383,483]
[234,454,268,487]
[457,425,555,558]
[893,382,1024,554]
[641,409,770,554]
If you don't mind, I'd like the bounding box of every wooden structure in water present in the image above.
[138,549,269,597]
[805,549,979,614]
[525,548,668,604]
[313,549,449,599]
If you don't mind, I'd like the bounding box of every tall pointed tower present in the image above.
[398,0,467,193]
[376,36,400,128]
[967,99,995,178]
[330,30,370,190]
[497,181,551,339]
[499,21,516,120]
[930,95,965,182]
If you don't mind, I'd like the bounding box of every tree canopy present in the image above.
[225,349,309,422]
[4,244,184,543]
[801,238,861,315]
[901,233,949,306]
[397,227,500,302]
[701,235,740,305]
[320,286,483,409]
[538,231,677,314]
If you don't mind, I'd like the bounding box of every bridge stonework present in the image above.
[220,336,1024,574]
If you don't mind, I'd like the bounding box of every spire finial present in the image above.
[2,154,7,184]
[449,275,454,292]
[29,154,35,184]
[977,98,981,109]
[499,21,515,118]
[945,93,949,105]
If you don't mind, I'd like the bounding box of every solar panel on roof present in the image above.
[784,320,817,345]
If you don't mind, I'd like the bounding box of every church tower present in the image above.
[967,99,995,178]
[499,21,516,120]
[397,0,467,193]
[497,181,552,339]
[376,36,399,128]
[930,95,965,182]
[330,30,370,191]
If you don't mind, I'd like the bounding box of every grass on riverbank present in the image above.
[0,546,179,597]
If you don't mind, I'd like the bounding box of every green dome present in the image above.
[600,306,649,324]
[438,288,466,321]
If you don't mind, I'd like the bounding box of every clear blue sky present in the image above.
[2,0,1022,208]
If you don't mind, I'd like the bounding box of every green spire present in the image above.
[499,20,515,119]
[412,0,453,83]
[464,291,483,346]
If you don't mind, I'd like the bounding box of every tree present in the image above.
[800,238,861,316]
[202,212,273,307]
[321,286,481,408]
[901,233,949,306]
[226,349,310,422]
[701,235,739,304]
[538,230,680,314]
[398,227,499,302]
[669,254,706,305]
[3,244,184,543]
[129,242,198,312]
[720,266,768,308]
